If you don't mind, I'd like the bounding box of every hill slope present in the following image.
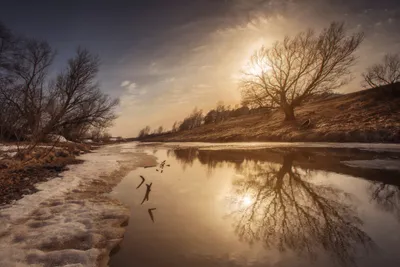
[144,83,400,143]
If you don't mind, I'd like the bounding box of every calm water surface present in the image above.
[109,145,400,267]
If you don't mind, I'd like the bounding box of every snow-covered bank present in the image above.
[0,143,155,267]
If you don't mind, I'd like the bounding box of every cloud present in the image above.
[128,82,137,90]
[199,65,213,70]
[164,77,176,83]
[192,45,208,52]
[120,80,138,94]
[120,80,131,87]
[195,84,211,88]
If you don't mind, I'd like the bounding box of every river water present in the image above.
[109,143,400,267]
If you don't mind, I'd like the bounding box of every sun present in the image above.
[242,195,253,207]
[243,60,271,77]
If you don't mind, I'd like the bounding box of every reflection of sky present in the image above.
[111,146,400,267]
[1,0,400,136]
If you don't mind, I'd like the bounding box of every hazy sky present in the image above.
[1,0,399,137]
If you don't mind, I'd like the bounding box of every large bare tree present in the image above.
[0,23,54,139]
[240,22,364,121]
[362,53,400,88]
[12,39,54,135]
[0,21,119,142]
[0,22,19,140]
[43,48,119,140]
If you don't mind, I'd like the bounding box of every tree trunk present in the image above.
[282,105,296,121]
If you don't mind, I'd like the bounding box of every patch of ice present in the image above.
[139,142,400,153]
[0,143,143,267]
[341,159,400,171]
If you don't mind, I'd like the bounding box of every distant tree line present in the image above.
[137,102,254,138]
[0,22,118,142]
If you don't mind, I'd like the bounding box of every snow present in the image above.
[0,145,21,159]
[0,143,145,267]
[47,134,69,143]
[341,159,400,171]
[0,151,17,160]
[0,144,20,152]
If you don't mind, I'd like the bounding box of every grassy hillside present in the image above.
[144,83,400,143]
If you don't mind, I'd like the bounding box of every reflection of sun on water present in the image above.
[227,192,255,212]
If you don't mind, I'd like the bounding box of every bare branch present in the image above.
[240,22,364,121]
[362,53,400,88]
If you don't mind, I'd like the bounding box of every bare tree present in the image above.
[171,121,179,133]
[12,39,54,135]
[0,21,17,84]
[0,22,21,140]
[138,125,151,138]
[43,48,119,140]
[157,126,163,134]
[0,22,119,144]
[240,22,364,121]
[0,26,54,140]
[362,53,400,88]
[179,107,203,131]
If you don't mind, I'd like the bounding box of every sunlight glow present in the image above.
[241,195,253,207]
[228,192,255,211]
[244,62,271,77]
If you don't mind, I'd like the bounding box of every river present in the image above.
[108,142,400,267]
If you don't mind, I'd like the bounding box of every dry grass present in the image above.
[0,142,93,205]
[146,84,400,143]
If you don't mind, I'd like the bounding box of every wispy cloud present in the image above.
[195,84,211,88]
[128,82,137,91]
[120,80,131,87]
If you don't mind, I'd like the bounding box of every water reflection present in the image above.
[229,154,372,265]
[168,147,400,265]
[168,148,198,170]
[141,182,153,204]
[370,182,400,221]
[148,208,156,223]
[136,175,145,189]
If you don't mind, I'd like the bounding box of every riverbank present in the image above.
[0,142,93,205]
[0,143,156,267]
[142,84,400,143]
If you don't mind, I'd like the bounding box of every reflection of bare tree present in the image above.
[169,148,198,170]
[171,148,245,174]
[370,182,400,221]
[229,154,373,266]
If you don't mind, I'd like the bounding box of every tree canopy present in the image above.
[240,22,364,121]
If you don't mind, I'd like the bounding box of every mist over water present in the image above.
[110,144,400,267]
